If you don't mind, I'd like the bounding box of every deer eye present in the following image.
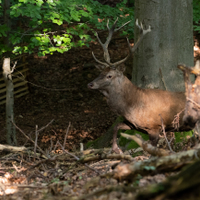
[107,75,112,79]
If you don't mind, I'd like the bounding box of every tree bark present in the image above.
[2,58,17,145]
[113,148,200,182]
[133,0,193,91]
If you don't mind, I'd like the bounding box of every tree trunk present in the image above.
[2,58,17,145]
[132,0,193,91]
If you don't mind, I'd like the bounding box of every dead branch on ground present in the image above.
[111,148,200,181]
[159,114,174,152]
[13,120,54,158]
[134,159,200,200]
[0,144,27,152]
[121,133,170,157]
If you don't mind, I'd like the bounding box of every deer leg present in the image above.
[112,122,131,154]
[148,130,160,146]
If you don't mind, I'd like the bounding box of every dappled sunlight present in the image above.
[84,109,95,114]
[0,172,25,195]
[33,54,48,59]
[194,44,200,59]
[0,187,18,196]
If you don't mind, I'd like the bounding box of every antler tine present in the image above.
[111,53,130,67]
[115,19,132,32]
[94,17,119,66]
[93,18,132,68]
[131,19,151,54]
[106,18,132,45]
[95,31,111,64]
[92,52,109,68]
[126,37,132,53]
[106,17,118,43]
[104,18,131,67]
[100,18,120,64]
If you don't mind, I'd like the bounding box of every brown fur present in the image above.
[88,67,189,153]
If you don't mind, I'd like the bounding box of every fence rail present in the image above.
[0,62,29,105]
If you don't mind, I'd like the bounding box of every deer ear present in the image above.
[117,64,126,73]
[95,64,105,71]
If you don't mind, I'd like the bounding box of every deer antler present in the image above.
[128,19,151,54]
[92,18,131,68]
[92,18,151,69]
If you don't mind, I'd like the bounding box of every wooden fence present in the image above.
[0,60,29,105]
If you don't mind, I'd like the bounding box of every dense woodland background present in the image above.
[0,0,200,199]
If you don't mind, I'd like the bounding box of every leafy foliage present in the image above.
[0,0,133,56]
[1,0,200,56]
[193,0,200,33]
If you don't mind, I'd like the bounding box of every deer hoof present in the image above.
[112,147,123,154]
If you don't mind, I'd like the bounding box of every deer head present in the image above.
[88,18,151,92]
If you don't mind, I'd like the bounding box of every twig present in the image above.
[172,109,185,130]
[53,140,59,152]
[50,137,53,152]
[12,163,22,173]
[187,97,200,109]
[12,73,74,91]
[57,141,100,175]
[159,115,174,152]
[80,143,84,152]
[37,119,54,132]
[80,153,134,163]
[13,122,49,158]
[16,185,47,189]
[63,122,71,149]
[10,61,17,73]
[159,68,167,90]
[34,125,38,160]
[25,156,59,172]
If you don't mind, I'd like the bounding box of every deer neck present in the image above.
[105,76,139,115]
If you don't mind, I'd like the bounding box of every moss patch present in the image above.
[119,129,149,150]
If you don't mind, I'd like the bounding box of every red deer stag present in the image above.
[88,18,190,154]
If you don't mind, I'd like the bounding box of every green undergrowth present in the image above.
[174,131,194,144]
[174,130,194,151]
[118,129,149,150]
[86,128,195,152]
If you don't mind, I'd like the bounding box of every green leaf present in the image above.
[143,166,156,171]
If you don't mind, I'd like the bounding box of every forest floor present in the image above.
[0,28,200,199]
[0,31,131,151]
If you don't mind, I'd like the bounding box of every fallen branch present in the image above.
[159,114,174,152]
[187,97,200,109]
[112,148,200,181]
[24,155,63,172]
[121,133,170,157]
[0,144,27,152]
[80,153,134,163]
[57,141,100,175]
[135,159,200,200]
[63,122,71,149]
[73,184,136,200]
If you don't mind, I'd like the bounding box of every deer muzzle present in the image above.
[88,82,95,89]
